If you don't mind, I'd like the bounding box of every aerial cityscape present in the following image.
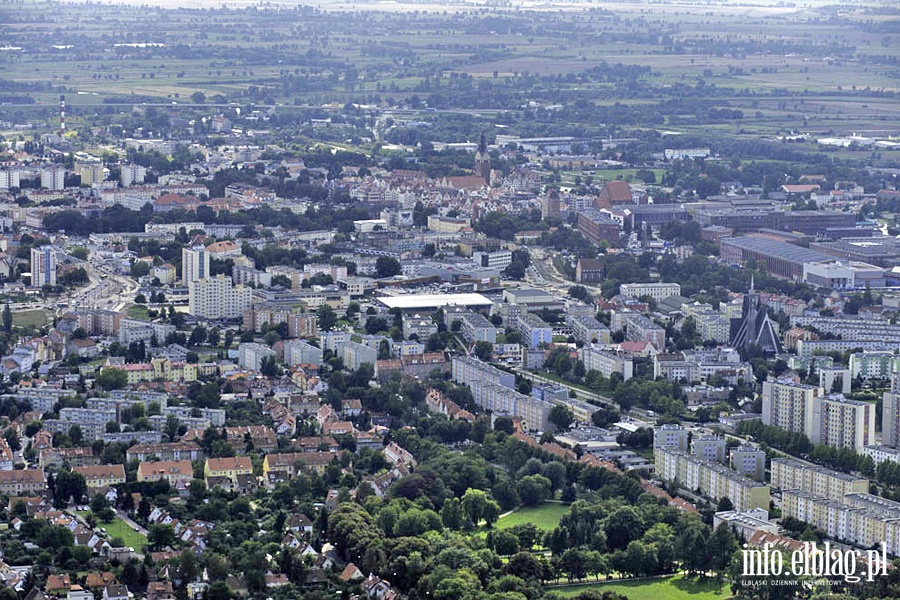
[0,0,899,599]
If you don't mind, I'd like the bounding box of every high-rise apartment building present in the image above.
[30,246,57,287]
[182,245,210,284]
[188,275,251,319]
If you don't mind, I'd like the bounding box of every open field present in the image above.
[549,574,732,600]
[494,502,570,531]
[12,309,51,330]
[77,512,147,550]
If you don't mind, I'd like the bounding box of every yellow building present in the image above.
[137,460,194,486]
[204,456,252,482]
[262,451,338,477]
[74,464,126,489]
[102,358,198,385]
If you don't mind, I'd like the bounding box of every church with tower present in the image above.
[474,133,491,185]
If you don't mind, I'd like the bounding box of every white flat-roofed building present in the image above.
[619,282,681,302]
[863,445,900,465]
[377,293,494,312]
[713,509,778,540]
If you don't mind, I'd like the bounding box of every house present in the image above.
[204,456,252,482]
[102,585,128,600]
[74,465,126,489]
[146,581,175,600]
[383,442,416,468]
[85,572,116,590]
[339,563,364,582]
[66,588,93,600]
[285,513,314,536]
[46,574,71,596]
[322,421,354,436]
[361,574,395,600]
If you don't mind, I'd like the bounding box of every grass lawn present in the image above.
[549,574,731,600]
[77,512,147,550]
[12,309,51,330]
[494,503,570,531]
[126,304,150,320]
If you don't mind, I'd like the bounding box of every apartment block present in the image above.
[653,424,688,451]
[624,314,666,350]
[470,380,553,432]
[136,460,194,486]
[654,447,770,511]
[850,351,900,381]
[619,282,681,302]
[238,342,277,372]
[579,347,633,381]
[126,442,202,463]
[731,445,767,482]
[182,245,210,284]
[761,379,822,435]
[451,356,516,389]
[693,435,727,463]
[74,464,126,489]
[882,373,900,448]
[284,340,323,367]
[342,340,378,372]
[518,313,553,349]
[31,246,57,287]
[812,394,875,451]
[770,458,868,501]
[568,315,609,345]
[188,274,252,319]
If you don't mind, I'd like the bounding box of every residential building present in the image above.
[851,351,900,381]
[883,373,900,448]
[713,509,778,541]
[136,460,193,486]
[31,246,57,287]
[812,394,875,451]
[761,379,822,436]
[619,282,681,302]
[284,340,323,367]
[623,314,666,350]
[126,442,202,463]
[517,313,553,349]
[862,445,900,466]
[470,380,553,432]
[654,447,770,511]
[188,275,252,319]
[569,315,609,345]
[579,347,633,381]
[182,246,210,284]
[73,465,126,489]
[204,457,253,482]
[451,356,516,389]
[731,445,766,481]
[0,470,46,495]
[342,340,377,372]
[653,424,688,451]
[693,435,726,463]
[238,342,276,372]
[770,458,868,501]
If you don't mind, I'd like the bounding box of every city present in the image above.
[0,1,899,600]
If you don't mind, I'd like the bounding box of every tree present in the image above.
[96,368,128,391]
[473,341,493,361]
[549,405,575,432]
[517,475,552,506]
[461,488,488,526]
[317,304,337,331]
[148,523,175,549]
[54,469,87,507]
[375,256,402,278]
[2,303,11,336]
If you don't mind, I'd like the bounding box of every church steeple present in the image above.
[474,132,490,185]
